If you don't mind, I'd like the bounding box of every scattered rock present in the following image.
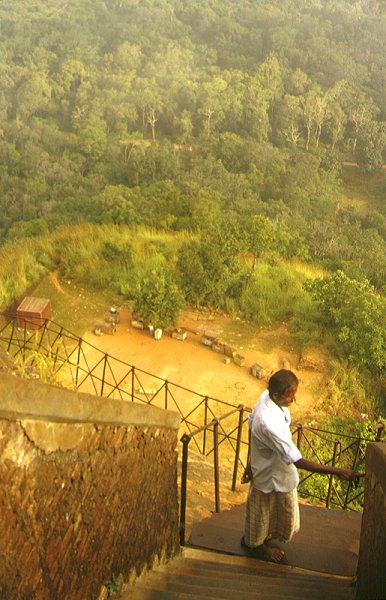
[280,358,293,370]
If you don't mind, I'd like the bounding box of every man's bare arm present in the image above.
[295,458,362,485]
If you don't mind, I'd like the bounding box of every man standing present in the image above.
[241,369,360,562]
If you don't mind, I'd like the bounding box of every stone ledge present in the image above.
[0,373,180,430]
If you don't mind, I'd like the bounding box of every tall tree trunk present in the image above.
[147,108,157,142]
[206,107,215,136]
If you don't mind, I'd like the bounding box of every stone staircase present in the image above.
[122,547,355,599]
[122,499,361,600]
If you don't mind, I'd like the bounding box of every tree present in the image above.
[133,78,164,140]
[349,105,371,154]
[176,241,208,307]
[132,263,184,329]
[198,76,228,136]
[73,114,108,163]
[14,72,51,121]
[306,271,386,375]
[300,84,340,150]
[242,215,276,271]
[327,101,346,150]
[93,185,139,225]
[314,82,345,148]
[242,73,271,142]
[356,120,386,172]
[274,95,303,147]
[176,225,241,309]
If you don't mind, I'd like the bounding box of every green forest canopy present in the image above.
[0,0,385,288]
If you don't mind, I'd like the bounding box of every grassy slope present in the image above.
[31,274,121,338]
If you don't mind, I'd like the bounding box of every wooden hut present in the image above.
[16,297,52,330]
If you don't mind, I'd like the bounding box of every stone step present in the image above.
[135,569,353,599]
[128,590,213,600]
[164,556,354,589]
[123,548,355,600]
[129,575,354,600]
[183,546,356,583]
[203,503,361,547]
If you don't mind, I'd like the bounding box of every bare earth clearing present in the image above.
[82,306,330,424]
[32,273,333,425]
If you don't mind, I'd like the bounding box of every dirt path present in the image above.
[49,271,66,294]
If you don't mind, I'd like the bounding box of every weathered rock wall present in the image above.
[0,373,180,600]
[356,442,386,600]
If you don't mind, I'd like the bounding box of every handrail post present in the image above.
[6,319,16,353]
[53,326,64,368]
[213,420,220,513]
[343,437,362,509]
[22,323,27,362]
[179,434,191,546]
[326,439,339,508]
[232,406,244,491]
[37,320,47,353]
[131,366,135,402]
[75,338,82,386]
[100,353,108,397]
[203,397,208,454]
[297,425,303,452]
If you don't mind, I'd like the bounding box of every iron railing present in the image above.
[1,314,384,546]
[294,423,384,509]
[179,404,250,545]
[0,315,248,455]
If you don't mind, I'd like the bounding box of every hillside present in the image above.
[0,4,385,404]
[0,1,385,289]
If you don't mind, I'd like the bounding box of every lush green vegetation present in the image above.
[0,2,385,415]
[0,1,385,288]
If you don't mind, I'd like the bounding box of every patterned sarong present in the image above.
[244,485,300,547]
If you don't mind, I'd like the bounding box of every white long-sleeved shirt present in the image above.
[248,390,302,493]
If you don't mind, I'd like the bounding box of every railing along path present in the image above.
[0,315,384,547]
[0,316,245,454]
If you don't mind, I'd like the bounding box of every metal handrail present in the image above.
[179,404,248,545]
[0,316,242,449]
[183,406,247,439]
[1,315,384,542]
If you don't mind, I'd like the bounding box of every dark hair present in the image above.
[268,369,298,397]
